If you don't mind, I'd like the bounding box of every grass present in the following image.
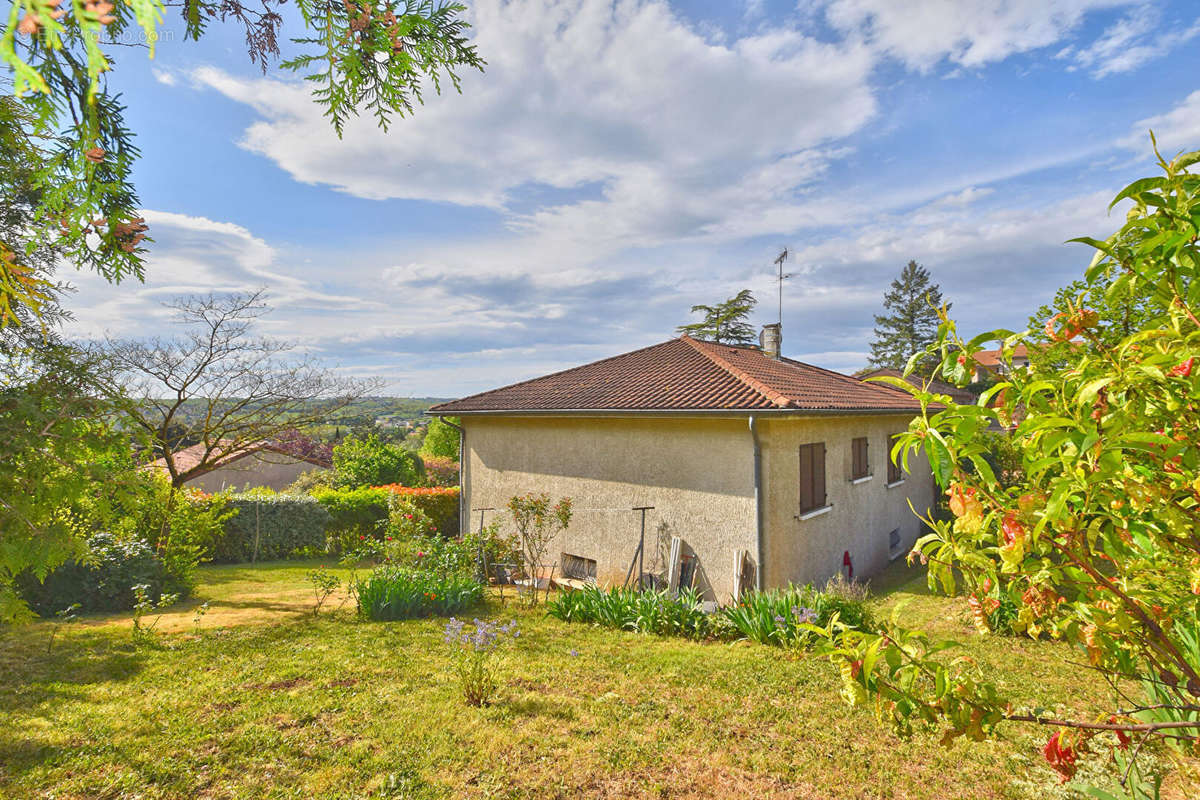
[0,558,1169,799]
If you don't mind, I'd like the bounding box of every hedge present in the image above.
[312,486,392,539]
[376,485,460,534]
[213,493,331,563]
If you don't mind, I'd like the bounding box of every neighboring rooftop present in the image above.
[429,335,924,415]
[972,343,1030,368]
[146,440,332,476]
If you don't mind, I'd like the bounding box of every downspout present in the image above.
[439,417,465,535]
[748,415,765,591]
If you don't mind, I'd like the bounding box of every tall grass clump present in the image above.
[356,566,483,621]
[547,585,716,638]
[722,576,874,647]
[549,576,874,648]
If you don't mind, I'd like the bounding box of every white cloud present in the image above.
[1121,90,1200,156]
[1065,4,1200,77]
[822,0,1131,72]
[191,0,877,259]
[153,69,177,86]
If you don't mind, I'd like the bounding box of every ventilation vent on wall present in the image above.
[562,553,597,582]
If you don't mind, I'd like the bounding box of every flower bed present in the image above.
[355,565,482,621]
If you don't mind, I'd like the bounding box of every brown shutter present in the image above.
[798,444,812,512]
[816,443,826,508]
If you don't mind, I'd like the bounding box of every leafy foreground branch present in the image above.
[0,0,482,313]
[833,139,1200,796]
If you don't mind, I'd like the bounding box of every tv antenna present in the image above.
[773,248,791,326]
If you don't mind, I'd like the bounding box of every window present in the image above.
[851,436,870,480]
[798,442,827,514]
[561,553,597,581]
[886,434,904,484]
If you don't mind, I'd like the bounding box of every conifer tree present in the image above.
[677,289,758,345]
[868,261,947,372]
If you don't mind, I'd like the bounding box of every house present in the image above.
[971,343,1030,382]
[147,441,332,493]
[856,367,976,405]
[428,325,934,602]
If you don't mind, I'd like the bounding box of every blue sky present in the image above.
[65,0,1200,396]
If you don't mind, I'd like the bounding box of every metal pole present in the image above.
[471,507,494,583]
[633,506,654,590]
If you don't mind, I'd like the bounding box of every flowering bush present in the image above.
[823,146,1200,793]
[443,617,519,706]
[355,566,483,621]
[420,455,459,487]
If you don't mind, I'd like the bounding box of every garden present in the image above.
[0,557,1126,800]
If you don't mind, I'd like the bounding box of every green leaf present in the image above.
[1109,176,1169,210]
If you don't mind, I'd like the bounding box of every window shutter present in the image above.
[817,443,826,507]
[798,445,812,512]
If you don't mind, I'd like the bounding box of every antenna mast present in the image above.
[773,248,791,326]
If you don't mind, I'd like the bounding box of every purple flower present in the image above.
[569,649,579,657]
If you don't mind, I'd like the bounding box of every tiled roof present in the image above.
[429,336,924,414]
[856,367,976,405]
[973,344,1029,367]
[146,440,331,475]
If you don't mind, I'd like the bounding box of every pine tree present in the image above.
[677,289,758,345]
[868,261,948,372]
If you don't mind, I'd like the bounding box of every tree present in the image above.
[676,289,758,345]
[0,91,134,621]
[421,416,460,460]
[0,1,483,319]
[826,144,1200,795]
[332,432,423,488]
[868,260,947,372]
[103,290,371,489]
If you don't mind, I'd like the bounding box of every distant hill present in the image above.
[144,396,452,446]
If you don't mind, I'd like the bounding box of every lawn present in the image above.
[0,560,1157,799]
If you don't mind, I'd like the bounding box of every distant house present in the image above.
[147,441,332,493]
[971,343,1030,382]
[429,325,934,602]
[857,367,976,405]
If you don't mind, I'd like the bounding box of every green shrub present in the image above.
[332,434,424,488]
[356,566,483,621]
[723,578,875,647]
[420,416,460,460]
[378,486,460,535]
[213,493,331,563]
[547,585,717,639]
[17,532,175,616]
[312,486,392,553]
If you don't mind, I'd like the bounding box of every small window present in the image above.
[886,434,904,484]
[851,437,870,480]
[798,442,827,514]
[561,553,597,581]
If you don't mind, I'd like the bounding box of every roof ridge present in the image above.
[428,338,684,412]
[681,335,793,409]
[778,354,913,400]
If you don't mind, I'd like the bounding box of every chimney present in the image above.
[760,323,781,360]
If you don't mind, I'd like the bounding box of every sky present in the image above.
[63,0,1200,397]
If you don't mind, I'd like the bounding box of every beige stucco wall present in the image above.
[185,451,327,493]
[759,415,934,588]
[462,416,757,602]
[461,412,934,603]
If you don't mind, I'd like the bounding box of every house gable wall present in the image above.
[461,415,757,602]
